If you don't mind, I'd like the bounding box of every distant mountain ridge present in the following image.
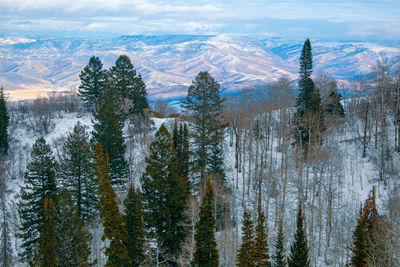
[1,34,399,100]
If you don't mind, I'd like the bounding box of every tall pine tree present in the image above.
[55,188,91,267]
[172,121,190,193]
[0,87,9,156]
[92,97,128,189]
[60,122,97,223]
[17,137,58,265]
[141,125,189,265]
[78,56,106,106]
[351,206,368,267]
[182,71,226,187]
[124,185,145,267]
[324,80,345,120]
[40,198,57,267]
[273,220,287,267]
[237,209,255,266]
[288,203,310,267]
[94,144,130,266]
[294,39,325,153]
[253,207,271,267]
[192,178,219,267]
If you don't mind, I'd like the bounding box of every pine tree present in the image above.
[192,178,218,267]
[288,203,310,267]
[141,125,189,264]
[181,71,226,187]
[60,122,97,223]
[237,210,255,266]
[111,55,149,117]
[273,220,287,267]
[124,185,145,267]
[78,56,106,106]
[92,97,128,189]
[94,144,130,267]
[294,39,325,152]
[253,208,271,267]
[0,87,9,156]
[40,198,57,267]
[324,80,345,120]
[17,137,58,265]
[351,206,368,267]
[55,188,91,267]
[172,122,190,194]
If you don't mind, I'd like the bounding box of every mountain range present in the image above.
[1,34,400,100]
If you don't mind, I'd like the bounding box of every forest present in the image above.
[0,38,399,267]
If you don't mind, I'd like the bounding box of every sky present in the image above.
[1,0,400,40]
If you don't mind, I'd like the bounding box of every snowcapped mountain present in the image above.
[1,34,399,100]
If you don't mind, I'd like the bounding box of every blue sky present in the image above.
[1,0,400,40]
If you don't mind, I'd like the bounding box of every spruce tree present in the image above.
[61,122,97,223]
[92,97,128,189]
[273,220,287,267]
[124,185,145,267]
[55,188,91,267]
[141,125,189,264]
[324,80,345,120]
[254,208,271,267]
[288,203,310,267]
[237,210,255,266]
[181,71,226,187]
[351,206,368,267]
[172,122,190,194]
[17,137,58,265]
[0,87,9,156]
[78,56,106,106]
[94,144,130,267]
[192,178,219,267]
[40,198,57,267]
[294,39,325,152]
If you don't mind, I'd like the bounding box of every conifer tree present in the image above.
[92,97,128,189]
[124,185,145,267]
[273,220,287,267]
[294,39,325,152]
[172,122,190,193]
[40,198,57,267]
[237,209,255,266]
[78,56,106,106]
[324,80,345,120]
[61,122,97,223]
[351,206,368,267]
[94,144,130,266]
[55,188,91,267]
[182,71,226,187]
[0,87,9,156]
[141,125,189,264]
[111,55,149,117]
[254,207,271,267]
[192,178,218,267]
[288,203,310,267]
[17,137,58,265]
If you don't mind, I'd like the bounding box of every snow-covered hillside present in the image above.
[1,35,400,100]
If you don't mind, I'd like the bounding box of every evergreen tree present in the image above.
[124,185,145,267]
[17,137,58,265]
[0,87,9,156]
[273,220,287,267]
[55,188,91,267]
[78,56,106,106]
[111,55,149,117]
[351,206,368,267]
[141,125,189,265]
[172,122,190,193]
[92,97,128,189]
[288,203,310,267]
[94,144,130,267]
[237,210,255,266]
[181,71,226,187]
[40,198,57,267]
[294,39,325,152]
[192,178,218,267]
[254,208,271,267]
[60,122,97,223]
[324,80,345,120]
